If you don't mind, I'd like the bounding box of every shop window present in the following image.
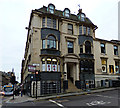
[67,41,73,53]
[47,36,56,49]
[109,65,114,74]
[101,43,105,54]
[68,24,73,35]
[52,59,57,71]
[47,58,51,71]
[42,58,45,71]
[101,59,107,73]
[85,41,91,54]
[114,45,118,55]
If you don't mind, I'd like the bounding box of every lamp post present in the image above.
[35,70,39,99]
[11,73,15,100]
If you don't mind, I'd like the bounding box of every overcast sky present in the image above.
[0,0,119,82]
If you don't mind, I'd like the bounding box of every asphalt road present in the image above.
[1,89,120,108]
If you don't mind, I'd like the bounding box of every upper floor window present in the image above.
[114,45,118,55]
[68,24,73,35]
[47,17,56,29]
[83,26,86,35]
[47,36,56,49]
[101,43,105,54]
[42,17,45,27]
[64,9,70,17]
[67,41,73,53]
[81,14,85,21]
[87,27,90,35]
[79,26,82,35]
[85,41,91,54]
[48,4,55,14]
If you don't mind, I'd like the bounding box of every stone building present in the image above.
[21,3,120,97]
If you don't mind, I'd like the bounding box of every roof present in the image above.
[34,5,97,28]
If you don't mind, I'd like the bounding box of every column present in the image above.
[64,63,67,80]
[76,63,79,80]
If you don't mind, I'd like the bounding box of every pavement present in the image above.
[5,87,119,104]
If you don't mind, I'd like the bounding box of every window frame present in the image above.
[67,41,73,53]
[85,41,91,54]
[68,24,73,35]
[101,43,106,54]
[47,36,56,49]
[114,45,118,55]
[101,59,107,73]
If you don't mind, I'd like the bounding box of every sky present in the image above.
[0,0,119,82]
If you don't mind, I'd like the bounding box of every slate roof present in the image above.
[34,6,97,28]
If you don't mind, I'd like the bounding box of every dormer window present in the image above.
[48,4,55,14]
[64,8,70,17]
[81,14,85,21]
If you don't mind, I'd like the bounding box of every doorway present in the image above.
[67,63,74,83]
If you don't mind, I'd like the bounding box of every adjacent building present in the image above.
[21,3,120,97]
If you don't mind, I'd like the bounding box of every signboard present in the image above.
[28,65,36,72]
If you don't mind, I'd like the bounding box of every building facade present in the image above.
[21,3,120,97]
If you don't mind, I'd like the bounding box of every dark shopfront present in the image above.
[24,72,61,97]
[80,60,95,89]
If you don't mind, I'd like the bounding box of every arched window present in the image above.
[85,41,91,54]
[64,8,70,17]
[47,35,56,49]
[48,4,55,14]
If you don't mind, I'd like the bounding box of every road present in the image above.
[1,89,120,108]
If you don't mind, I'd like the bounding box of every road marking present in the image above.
[49,99,64,108]
[86,100,111,106]
[95,94,120,99]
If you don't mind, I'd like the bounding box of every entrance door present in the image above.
[67,63,73,82]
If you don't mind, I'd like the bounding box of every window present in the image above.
[52,59,57,71]
[67,41,73,53]
[47,17,56,29]
[47,58,51,71]
[53,18,56,29]
[109,65,114,73]
[83,26,86,35]
[42,40,45,49]
[47,36,56,49]
[87,27,90,35]
[114,45,118,55]
[68,24,73,34]
[81,14,85,21]
[85,41,91,54]
[42,58,45,71]
[101,43,105,54]
[48,4,54,14]
[115,61,119,73]
[79,26,82,35]
[80,45,83,53]
[101,59,107,73]
[64,9,70,17]
[42,17,45,27]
